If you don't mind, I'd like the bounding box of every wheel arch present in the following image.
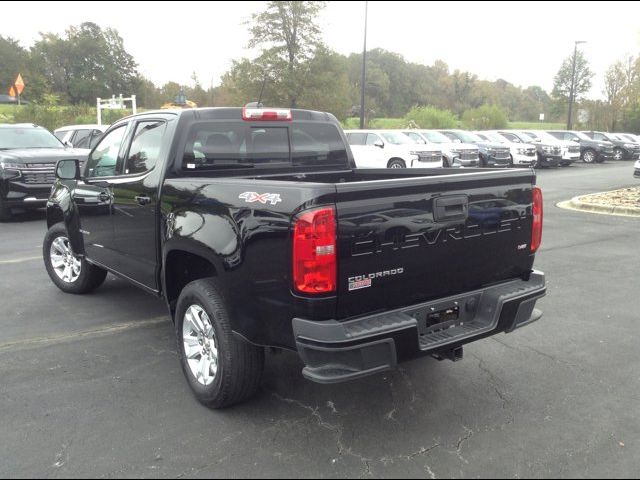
[162,240,224,318]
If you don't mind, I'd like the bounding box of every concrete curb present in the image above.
[557,193,640,217]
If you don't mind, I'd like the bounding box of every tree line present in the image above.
[1,2,639,132]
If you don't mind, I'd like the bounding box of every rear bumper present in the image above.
[294,271,546,383]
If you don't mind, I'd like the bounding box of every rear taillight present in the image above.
[293,207,336,294]
[242,107,292,121]
[531,186,543,253]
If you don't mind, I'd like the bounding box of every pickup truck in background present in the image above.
[402,129,480,167]
[344,129,443,168]
[0,123,89,221]
[45,106,546,408]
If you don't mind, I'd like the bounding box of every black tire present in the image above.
[0,198,12,222]
[479,154,488,168]
[43,223,107,294]
[581,149,596,164]
[508,155,514,168]
[387,158,406,169]
[443,156,452,168]
[175,278,264,408]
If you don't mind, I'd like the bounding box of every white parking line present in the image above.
[0,255,42,265]
[0,317,168,353]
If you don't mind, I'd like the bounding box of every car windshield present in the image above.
[571,131,591,141]
[0,127,63,149]
[420,131,451,143]
[480,132,506,143]
[527,131,557,142]
[380,132,411,145]
[453,131,483,143]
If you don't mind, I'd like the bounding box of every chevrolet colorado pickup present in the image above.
[0,124,89,221]
[44,107,546,408]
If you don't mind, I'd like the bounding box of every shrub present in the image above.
[462,104,508,130]
[404,106,458,129]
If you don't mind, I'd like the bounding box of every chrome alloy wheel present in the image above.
[50,236,81,283]
[183,305,218,386]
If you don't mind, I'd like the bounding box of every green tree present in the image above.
[462,104,508,130]
[551,50,594,116]
[604,61,627,131]
[31,22,138,104]
[247,1,326,108]
[404,105,457,128]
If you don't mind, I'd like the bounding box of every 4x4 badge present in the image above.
[239,192,282,206]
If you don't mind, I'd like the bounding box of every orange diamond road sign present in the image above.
[8,86,17,97]
[14,74,24,95]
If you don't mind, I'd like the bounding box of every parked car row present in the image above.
[345,127,640,170]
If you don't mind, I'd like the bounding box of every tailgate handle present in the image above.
[434,195,468,222]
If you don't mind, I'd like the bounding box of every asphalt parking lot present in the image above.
[1,161,639,478]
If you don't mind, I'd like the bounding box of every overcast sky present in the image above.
[2,1,639,100]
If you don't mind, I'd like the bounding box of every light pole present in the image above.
[359,1,368,129]
[567,40,587,130]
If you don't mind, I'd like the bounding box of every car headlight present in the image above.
[598,144,606,148]
[542,145,553,153]
[410,153,420,161]
[517,148,526,154]
[0,161,22,180]
[625,144,636,149]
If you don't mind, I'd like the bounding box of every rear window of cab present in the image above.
[182,122,349,170]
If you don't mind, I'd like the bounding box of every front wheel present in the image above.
[43,223,107,294]
[176,278,264,408]
[387,158,406,169]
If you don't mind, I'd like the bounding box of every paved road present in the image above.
[1,161,638,478]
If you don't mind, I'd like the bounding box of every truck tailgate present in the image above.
[334,170,536,319]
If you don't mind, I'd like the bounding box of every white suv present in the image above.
[345,130,443,168]
[402,129,479,167]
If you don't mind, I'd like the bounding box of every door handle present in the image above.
[98,191,111,202]
[135,195,151,206]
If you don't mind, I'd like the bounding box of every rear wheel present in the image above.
[0,199,12,222]
[43,223,107,294]
[387,158,406,169]
[176,278,264,408]
[581,149,596,163]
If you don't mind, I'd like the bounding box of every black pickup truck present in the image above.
[44,107,546,408]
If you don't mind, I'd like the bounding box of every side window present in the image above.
[89,130,104,149]
[124,121,166,175]
[366,134,381,146]
[85,125,127,178]
[71,129,92,149]
[347,132,366,145]
[594,133,604,141]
